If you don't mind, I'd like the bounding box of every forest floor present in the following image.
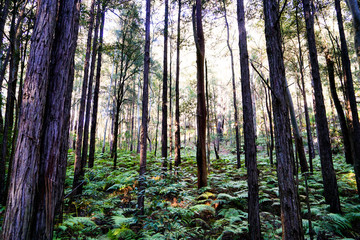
[1,143,358,239]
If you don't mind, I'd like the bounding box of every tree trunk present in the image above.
[161,0,169,167]
[89,4,105,168]
[263,1,304,239]
[73,0,96,196]
[335,0,360,198]
[193,1,207,188]
[2,0,79,238]
[237,0,261,238]
[224,0,241,169]
[326,53,353,166]
[302,0,341,213]
[138,0,151,213]
[81,3,101,173]
[295,1,315,170]
[174,0,181,167]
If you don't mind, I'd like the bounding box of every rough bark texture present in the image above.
[263,1,304,239]
[138,0,151,213]
[237,0,261,238]
[1,0,59,238]
[335,0,360,198]
[302,0,341,213]
[73,0,96,195]
[32,1,80,238]
[161,0,169,166]
[89,5,105,168]
[174,0,181,167]
[193,1,207,188]
[326,53,353,167]
[224,0,241,169]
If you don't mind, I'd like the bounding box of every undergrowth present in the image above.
[49,147,359,239]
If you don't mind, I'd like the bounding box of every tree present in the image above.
[73,0,96,196]
[1,0,80,238]
[302,0,341,213]
[263,0,304,239]
[161,0,169,167]
[223,0,241,169]
[344,0,360,68]
[89,3,106,168]
[174,0,181,167]
[237,0,261,238]
[335,0,360,198]
[193,0,207,188]
[138,0,151,214]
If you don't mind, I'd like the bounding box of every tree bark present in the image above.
[73,0,96,196]
[1,0,79,237]
[174,0,181,167]
[345,0,360,69]
[224,0,241,169]
[237,0,261,238]
[161,0,169,167]
[335,0,360,198]
[263,1,304,239]
[138,0,151,213]
[193,1,207,188]
[302,0,341,213]
[89,4,105,168]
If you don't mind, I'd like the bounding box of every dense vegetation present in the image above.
[0,0,360,239]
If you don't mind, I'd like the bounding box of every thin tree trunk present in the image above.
[335,0,360,198]
[263,1,304,239]
[174,0,181,167]
[73,0,96,196]
[81,3,101,172]
[295,2,315,170]
[138,0,151,214]
[206,60,211,170]
[161,0,169,167]
[302,0,341,213]
[326,53,353,166]
[193,1,207,188]
[237,0,261,238]
[89,5,105,168]
[224,0,241,169]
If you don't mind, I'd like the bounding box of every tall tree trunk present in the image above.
[81,3,101,172]
[2,0,79,237]
[335,0,360,198]
[224,0,241,169]
[326,53,353,166]
[205,60,211,170]
[296,1,315,170]
[161,0,169,167]
[89,5,105,168]
[237,0,261,238]
[302,0,341,213]
[263,1,304,239]
[138,0,151,214]
[155,86,161,156]
[193,1,207,188]
[73,0,96,196]
[174,0,181,167]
